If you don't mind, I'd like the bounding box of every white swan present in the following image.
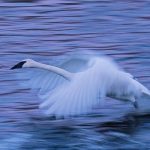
[11,56,150,117]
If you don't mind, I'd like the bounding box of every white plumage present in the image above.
[11,56,150,117]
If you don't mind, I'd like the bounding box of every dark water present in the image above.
[0,0,150,149]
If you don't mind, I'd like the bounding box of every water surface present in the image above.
[0,0,150,149]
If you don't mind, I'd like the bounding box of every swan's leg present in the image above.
[130,96,138,109]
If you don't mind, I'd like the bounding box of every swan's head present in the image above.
[11,59,35,69]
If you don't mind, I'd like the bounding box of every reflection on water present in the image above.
[0,0,150,149]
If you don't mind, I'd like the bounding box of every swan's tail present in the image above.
[142,87,150,97]
[136,80,150,97]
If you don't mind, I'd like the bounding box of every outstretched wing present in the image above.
[39,66,106,118]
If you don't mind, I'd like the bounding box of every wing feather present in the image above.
[40,65,107,117]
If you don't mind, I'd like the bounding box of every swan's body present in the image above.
[11,56,150,117]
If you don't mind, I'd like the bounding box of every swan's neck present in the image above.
[31,61,73,80]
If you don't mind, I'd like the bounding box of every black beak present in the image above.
[11,61,26,70]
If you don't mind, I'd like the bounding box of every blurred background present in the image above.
[0,0,150,149]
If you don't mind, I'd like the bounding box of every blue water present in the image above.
[0,0,150,149]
